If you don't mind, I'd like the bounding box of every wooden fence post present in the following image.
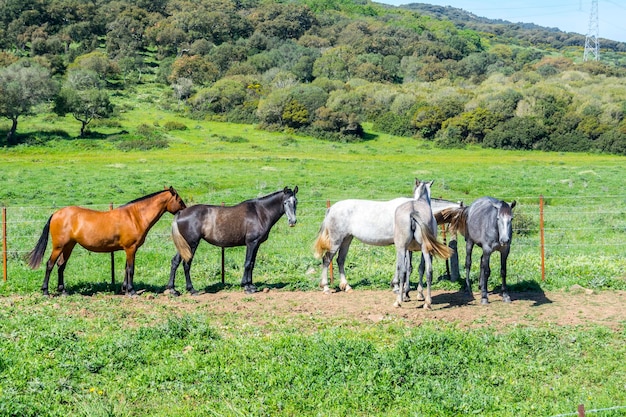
[539,195,546,281]
[326,199,333,285]
[110,203,115,286]
[2,207,7,282]
[578,404,585,417]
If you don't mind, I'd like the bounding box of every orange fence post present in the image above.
[539,195,546,281]
[2,207,7,282]
[326,199,333,285]
[221,202,225,285]
[110,203,115,286]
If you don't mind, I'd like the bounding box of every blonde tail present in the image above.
[172,219,193,262]
[313,225,331,259]
[419,222,454,260]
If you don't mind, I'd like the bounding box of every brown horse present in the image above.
[28,187,186,296]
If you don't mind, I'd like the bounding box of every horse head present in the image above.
[283,186,298,226]
[166,186,187,214]
[495,200,516,246]
[413,178,433,203]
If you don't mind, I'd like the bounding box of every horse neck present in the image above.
[414,185,431,205]
[256,192,286,225]
[125,191,171,230]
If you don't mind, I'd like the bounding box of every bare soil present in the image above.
[142,287,626,331]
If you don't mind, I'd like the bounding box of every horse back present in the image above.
[49,206,130,252]
[177,203,250,247]
[327,198,412,245]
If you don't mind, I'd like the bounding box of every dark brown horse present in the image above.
[28,187,186,296]
[168,186,298,295]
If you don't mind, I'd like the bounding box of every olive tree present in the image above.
[0,60,57,145]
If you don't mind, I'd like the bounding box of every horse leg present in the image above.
[56,242,76,295]
[403,250,413,301]
[123,249,137,296]
[168,241,200,296]
[41,247,63,296]
[500,248,511,303]
[241,241,261,294]
[422,249,433,310]
[393,249,406,307]
[336,236,353,292]
[319,250,335,294]
[465,240,475,299]
[479,251,492,305]
[167,253,183,296]
[416,254,425,301]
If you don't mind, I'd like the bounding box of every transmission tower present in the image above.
[583,0,599,61]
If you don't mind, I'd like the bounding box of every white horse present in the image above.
[313,179,460,294]
[393,180,454,308]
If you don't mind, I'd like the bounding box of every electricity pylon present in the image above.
[583,0,599,61]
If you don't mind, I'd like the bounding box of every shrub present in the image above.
[163,120,187,131]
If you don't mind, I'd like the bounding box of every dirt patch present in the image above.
[138,288,626,331]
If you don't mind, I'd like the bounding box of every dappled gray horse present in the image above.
[393,180,454,308]
[313,182,460,294]
[169,186,298,295]
[442,197,516,304]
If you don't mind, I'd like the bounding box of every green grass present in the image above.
[1,87,626,416]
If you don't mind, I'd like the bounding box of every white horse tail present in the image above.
[415,218,454,260]
[313,221,331,260]
[172,217,193,262]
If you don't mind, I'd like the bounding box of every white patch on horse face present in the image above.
[497,211,512,245]
[284,196,297,226]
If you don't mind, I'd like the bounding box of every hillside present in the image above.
[1,0,625,154]
[397,2,626,52]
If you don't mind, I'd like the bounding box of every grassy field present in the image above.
[1,86,626,416]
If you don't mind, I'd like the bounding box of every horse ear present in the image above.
[293,185,298,194]
[510,200,517,209]
[428,180,434,187]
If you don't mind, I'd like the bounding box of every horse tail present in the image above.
[171,217,193,262]
[413,215,454,260]
[28,215,52,269]
[313,220,331,260]
[442,207,468,237]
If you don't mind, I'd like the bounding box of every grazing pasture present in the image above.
[1,98,625,416]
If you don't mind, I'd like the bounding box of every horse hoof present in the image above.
[423,303,432,310]
[244,286,257,294]
[167,288,181,297]
[416,294,424,302]
[344,284,353,293]
[502,294,512,303]
[322,285,331,295]
[189,290,200,296]
[481,298,489,305]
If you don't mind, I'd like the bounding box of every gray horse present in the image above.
[393,180,454,309]
[442,197,516,304]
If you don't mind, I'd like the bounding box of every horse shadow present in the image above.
[64,281,165,296]
[427,277,552,308]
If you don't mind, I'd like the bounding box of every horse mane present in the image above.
[252,187,294,203]
[120,189,170,207]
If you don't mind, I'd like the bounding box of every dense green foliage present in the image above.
[1,0,626,153]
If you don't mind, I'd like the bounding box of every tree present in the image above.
[0,60,57,145]
[54,69,114,137]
